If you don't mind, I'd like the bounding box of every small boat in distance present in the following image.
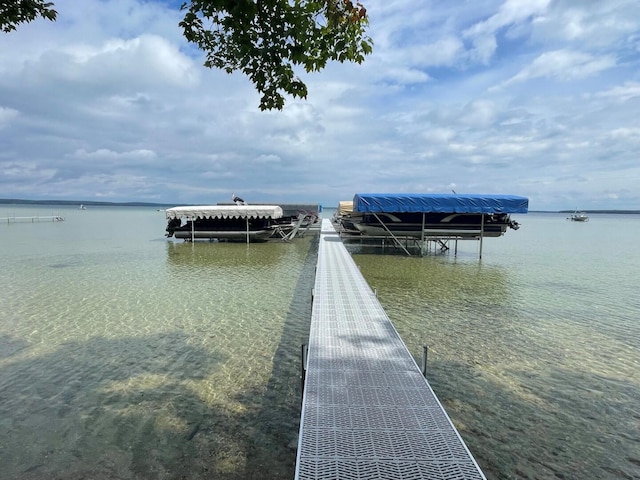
[570,209,589,222]
[79,204,86,210]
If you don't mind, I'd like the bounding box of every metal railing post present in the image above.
[421,345,428,377]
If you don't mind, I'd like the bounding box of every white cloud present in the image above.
[463,0,552,64]
[422,128,456,144]
[532,0,640,48]
[500,49,617,86]
[71,148,157,161]
[465,0,553,37]
[609,127,640,141]
[0,0,638,210]
[0,106,19,128]
[461,100,497,128]
[597,81,640,101]
[24,34,199,93]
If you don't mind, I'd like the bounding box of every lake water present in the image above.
[349,212,640,480]
[0,205,638,479]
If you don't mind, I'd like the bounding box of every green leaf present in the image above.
[179,0,372,110]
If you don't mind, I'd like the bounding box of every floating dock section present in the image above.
[1,215,64,223]
[295,219,486,480]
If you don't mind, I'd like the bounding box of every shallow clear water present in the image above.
[0,205,318,480]
[1,207,639,480]
[350,212,640,480]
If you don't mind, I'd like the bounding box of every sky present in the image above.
[1,0,639,210]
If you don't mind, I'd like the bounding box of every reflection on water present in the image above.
[0,206,319,480]
[166,240,288,269]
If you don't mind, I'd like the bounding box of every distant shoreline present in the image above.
[0,199,175,208]
[1,199,638,214]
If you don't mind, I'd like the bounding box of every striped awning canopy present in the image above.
[165,205,283,220]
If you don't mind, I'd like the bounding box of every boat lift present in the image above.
[276,212,319,242]
[341,193,529,259]
[165,205,284,244]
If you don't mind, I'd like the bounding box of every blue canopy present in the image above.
[353,193,529,214]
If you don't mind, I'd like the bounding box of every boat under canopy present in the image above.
[353,193,529,214]
[165,205,284,242]
[338,201,354,216]
[337,193,529,258]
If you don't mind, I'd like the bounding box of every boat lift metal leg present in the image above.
[479,214,484,260]
[372,213,412,256]
[299,213,318,237]
[285,214,306,241]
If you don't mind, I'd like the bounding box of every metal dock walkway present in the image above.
[295,219,486,480]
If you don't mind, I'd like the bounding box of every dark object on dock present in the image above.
[232,193,246,205]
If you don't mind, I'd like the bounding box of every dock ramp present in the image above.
[295,219,486,480]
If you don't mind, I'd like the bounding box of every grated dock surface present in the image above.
[295,220,486,480]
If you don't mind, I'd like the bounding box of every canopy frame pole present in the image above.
[372,213,412,256]
[479,214,484,260]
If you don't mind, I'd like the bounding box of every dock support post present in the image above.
[421,345,428,377]
[420,213,426,256]
[300,343,308,404]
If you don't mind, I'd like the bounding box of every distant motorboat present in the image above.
[570,210,589,222]
[79,204,86,210]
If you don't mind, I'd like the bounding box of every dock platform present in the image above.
[295,219,486,480]
[1,215,64,223]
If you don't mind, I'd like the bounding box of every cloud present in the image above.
[16,34,198,96]
[0,0,639,210]
[71,148,158,163]
[463,0,552,64]
[532,0,640,47]
[500,49,617,87]
[0,106,19,128]
[597,81,640,101]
